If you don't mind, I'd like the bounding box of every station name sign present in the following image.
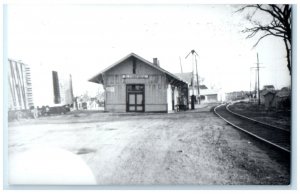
[122,74,149,79]
[106,86,115,92]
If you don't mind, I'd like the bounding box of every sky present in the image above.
[6,4,291,96]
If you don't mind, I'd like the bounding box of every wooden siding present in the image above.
[145,104,167,112]
[105,85,126,107]
[106,104,126,112]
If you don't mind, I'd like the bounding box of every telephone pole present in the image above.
[249,68,252,99]
[256,53,261,105]
[185,50,199,108]
[195,54,200,104]
[179,57,183,73]
[251,53,263,105]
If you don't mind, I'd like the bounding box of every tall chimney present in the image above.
[153,58,159,66]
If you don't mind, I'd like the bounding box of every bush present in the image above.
[278,97,291,110]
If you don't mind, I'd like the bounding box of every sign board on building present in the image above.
[106,86,115,92]
[122,74,149,79]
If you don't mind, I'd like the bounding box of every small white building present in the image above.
[174,72,221,103]
[199,88,220,103]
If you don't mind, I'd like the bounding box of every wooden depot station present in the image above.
[89,53,189,113]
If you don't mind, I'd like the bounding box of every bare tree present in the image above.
[236,4,292,75]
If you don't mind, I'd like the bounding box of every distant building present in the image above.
[200,88,219,102]
[8,59,74,110]
[174,72,220,103]
[275,87,291,109]
[75,96,102,110]
[261,90,276,109]
[259,87,290,110]
[8,59,34,110]
[225,91,247,101]
[263,85,275,91]
[89,53,188,112]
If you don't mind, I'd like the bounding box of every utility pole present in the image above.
[185,50,199,109]
[191,55,195,96]
[179,57,183,73]
[185,50,200,95]
[256,53,261,105]
[249,68,252,100]
[195,54,200,104]
[251,53,263,105]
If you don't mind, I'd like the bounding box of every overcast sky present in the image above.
[6,4,291,96]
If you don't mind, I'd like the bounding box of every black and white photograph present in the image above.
[3,1,296,189]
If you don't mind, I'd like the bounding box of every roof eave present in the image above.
[88,73,103,84]
[88,53,135,84]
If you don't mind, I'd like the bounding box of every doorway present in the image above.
[126,84,145,112]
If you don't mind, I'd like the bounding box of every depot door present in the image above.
[126,84,145,112]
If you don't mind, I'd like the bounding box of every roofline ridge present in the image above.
[88,53,188,85]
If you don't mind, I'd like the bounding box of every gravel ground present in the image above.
[8,104,290,185]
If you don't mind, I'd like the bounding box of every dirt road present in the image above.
[8,105,290,185]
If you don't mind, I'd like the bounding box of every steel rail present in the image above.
[214,104,290,153]
[226,103,288,132]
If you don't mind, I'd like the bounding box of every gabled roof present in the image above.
[263,85,275,91]
[174,72,207,88]
[88,53,188,86]
[174,72,193,84]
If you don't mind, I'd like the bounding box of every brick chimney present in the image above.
[153,58,159,67]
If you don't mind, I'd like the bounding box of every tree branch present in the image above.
[236,4,292,75]
[252,33,273,48]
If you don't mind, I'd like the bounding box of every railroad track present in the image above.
[214,103,291,153]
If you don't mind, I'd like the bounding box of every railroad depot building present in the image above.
[89,53,188,112]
